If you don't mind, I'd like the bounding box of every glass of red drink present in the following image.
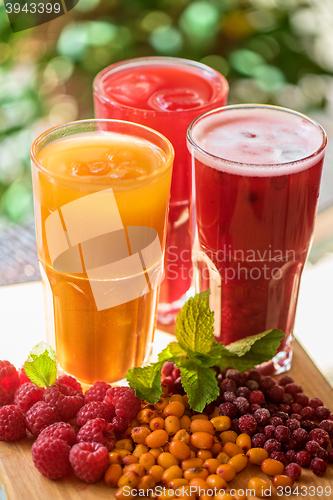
[93,57,229,324]
[187,104,327,373]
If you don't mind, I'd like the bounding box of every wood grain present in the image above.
[0,338,332,500]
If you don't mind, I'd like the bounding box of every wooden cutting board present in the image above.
[1,338,332,500]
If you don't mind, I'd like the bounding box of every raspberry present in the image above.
[264,438,281,454]
[238,414,257,435]
[278,375,294,386]
[56,375,83,394]
[0,405,26,442]
[319,419,333,438]
[32,437,71,479]
[310,457,326,476]
[308,397,323,409]
[296,450,311,467]
[251,433,266,448]
[285,462,301,481]
[18,366,31,385]
[218,402,236,419]
[37,422,77,446]
[77,418,116,451]
[76,401,115,427]
[84,381,111,404]
[104,387,141,421]
[25,401,61,436]
[43,383,84,422]
[254,408,271,426]
[274,425,290,442]
[14,382,44,413]
[315,406,330,422]
[0,360,20,405]
[308,428,330,449]
[220,378,237,393]
[111,416,130,433]
[69,442,109,483]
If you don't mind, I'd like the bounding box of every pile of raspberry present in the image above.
[0,361,141,483]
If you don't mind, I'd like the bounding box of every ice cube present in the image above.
[71,161,113,176]
[105,73,162,105]
[148,88,205,111]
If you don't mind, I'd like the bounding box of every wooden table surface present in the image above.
[0,338,332,500]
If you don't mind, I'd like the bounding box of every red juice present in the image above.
[94,57,228,323]
[187,105,326,371]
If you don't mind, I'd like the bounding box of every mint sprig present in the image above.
[24,342,57,388]
[126,291,284,411]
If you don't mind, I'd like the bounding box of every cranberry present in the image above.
[278,404,291,415]
[299,406,315,420]
[218,402,236,419]
[285,450,297,463]
[285,462,301,480]
[284,383,302,397]
[274,411,289,422]
[236,386,251,399]
[267,385,285,403]
[221,366,231,378]
[202,402,215,415]
[246,380,259,391]
[308,397,323,409]
[267,404,278,416]
[225,369,244,387]
[260,376,276,394]
[294,393,309,407]
[251,433,266,448]
[223,391,236,403]
[247,369,261,383]
[230,418,240,433]
[282,393,294,406]
[314,447,328,461]
[250,403,261,414]
[319,419,333,438]
[315,406,331,422]
[291,428,308,447]
[290,413,302,422]
[233,397,249,415]
[291,403,303,414]
[264,439,281,454]
[278,375,294,386]
[249,390,265,405]
[220,378,237,393]
[310,457,326,476]
[274,425,290,442]
[270,451,287,465]
[283,438,298,452]
[296,450,311,467]
[239,414,257,435]
[285,419,301,432]
[305,440,321,455]
[254,408,271,425]
[264,425,276,439]
[308,428,330,449]
[328,449,333,464]
[301,420,317,433]
[270,417,284,428]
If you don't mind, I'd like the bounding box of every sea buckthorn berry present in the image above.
[162,465,183,485]
[197,450,213,461]
[132,444,149,459]
[183,467,209,481]
[123,463,145,477]
[221,442,243,458]
[168,478,189,490]
[203,458,221,474]
[150,447,163,459]
[209,407,219,419]
[210,416,231,432]
[216,452,230,464]
[157,488,176,500]
[122,455,139,466]
[150,418,165,431]
[165,416,181,435]
[272,474,293,489]
[137,474,156,492]
[146,429,168,448]
[211,442,222,457]
[216,463,236,482]
[247,477,271,498]
[261,458,284,476]
[236,433,252,452]
[116,439,134,452]
[137,409,154,424]
[181,457,203,469]
[116,448,131,458]
[214,492,234,500]
[219,430,238,445]
[191,432,215,450]
[115,486,135,500]
[188,477,209,494]
[105,463,123,486]
[132,427,151,444]
[158,452,179,469]
[206,474,228,491]
[155,398,169,411]
[191,414,209,421]
[173,429,190,443]
[118,471,141,488]
[232,489,248,500]
[169,439,191,461]
[170,394,185,403]
[190,419,215,435]
[246,447,269,464]
[109,451,122,464]
[147,465,165,483]
[179,415,192,431]
[228,453,248,473]
[139,452,156,470]
[164,402,185,419]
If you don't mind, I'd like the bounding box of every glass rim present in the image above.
[186,103,327,169]
[30,118,175,184]
[93,56,229,114]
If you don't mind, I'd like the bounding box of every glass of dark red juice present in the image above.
[187,104,327,373]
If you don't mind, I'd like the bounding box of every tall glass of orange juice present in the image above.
[30,119,174,385]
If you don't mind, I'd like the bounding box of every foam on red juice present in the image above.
[94,59,228,310]
[189,106,325,347]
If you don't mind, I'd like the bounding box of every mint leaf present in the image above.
[24,349,57,387]
[177,358,220,412]
[215,329,285,372]
[175,290,214,356]
[28,341,56,362]
[158,342,187,362]
[126,361,164,403]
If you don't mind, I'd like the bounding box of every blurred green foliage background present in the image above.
[0,0,333,223]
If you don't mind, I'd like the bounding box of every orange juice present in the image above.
[31,120,173,385]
